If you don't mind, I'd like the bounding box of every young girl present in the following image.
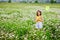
[35,10,43,29]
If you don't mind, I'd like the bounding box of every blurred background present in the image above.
[0,0,60,3]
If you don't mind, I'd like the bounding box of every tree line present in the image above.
[8,0,56,3]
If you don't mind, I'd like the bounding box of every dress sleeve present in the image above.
[35,16,38,22]
[40,16,43,22]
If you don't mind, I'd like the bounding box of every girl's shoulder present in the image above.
[36,16,39,18]
[40,15,43,17]
[36,16,38,17]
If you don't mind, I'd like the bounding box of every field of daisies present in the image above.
[0,3,60,40]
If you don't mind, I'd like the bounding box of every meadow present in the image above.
[0,3,60,40]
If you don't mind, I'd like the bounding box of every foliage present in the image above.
[50,0,56,3]
[8,0,11,3]
[0,3,60,40]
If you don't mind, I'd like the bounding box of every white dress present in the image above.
[36,22,43,29]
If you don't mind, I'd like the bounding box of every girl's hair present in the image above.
[36,10,42,16]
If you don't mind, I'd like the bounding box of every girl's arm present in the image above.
[38,16,43,22]
[40,16,43,22]
[35,16,43,22]
[35,18,38,22]
[35,16,38,22]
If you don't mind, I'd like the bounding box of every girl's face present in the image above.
[37,12,40,16]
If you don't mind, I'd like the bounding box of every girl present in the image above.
[35,10,43,29]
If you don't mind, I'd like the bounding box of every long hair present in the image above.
[36,10,42,16]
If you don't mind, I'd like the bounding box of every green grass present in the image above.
[0,3,60,40]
